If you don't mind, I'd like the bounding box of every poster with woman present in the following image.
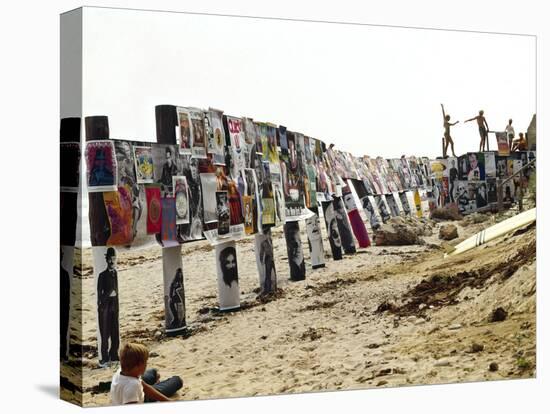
[133,145,154,184]
[255,229,278,294]
[284,221,306,281]
[305,211,326,269]
[466,152,485,181]
[321,200,343,260]
[225,115,246,180]
[86,140,117,192]
[176,107,192,155]
[172,176,189,224]
[162,246,186,334]
[206,108,226,165]
[177,156,204,241]
[244,168,259,234]
[215,242,240,311]
[189,108,207,159]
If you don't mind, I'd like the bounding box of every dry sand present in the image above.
[60,212,536,406]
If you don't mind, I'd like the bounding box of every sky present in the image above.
[79,6,536,159]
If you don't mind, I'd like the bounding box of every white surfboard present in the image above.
[444,208,536,258]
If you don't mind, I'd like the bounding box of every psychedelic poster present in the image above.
[86,140,117,192]
[161,197,178,247]
[103,190,133,246]
[162,246,186,334]
[133,146,154,184]
[225,115,246,180]
[176,107,192,155]
[172,176,189,225]
[145,186,162,234]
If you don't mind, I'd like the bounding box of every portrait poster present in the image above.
[173,176,189,224]
[215,241,240,311]
[273,182,286,226]
[456,181,476,214]
[206,108,226,165]
[260,161,275,226]
[321,200,343,260]
[253,122,264,155]
[200,172,218,224]
[398,191,412,215]
[284,221,306,281]
[266,123,281,172]
[484,152,497,178]
[466,152,485,181]
[254,229,277,295]
[176,106,192,155]
[86,140,117,192]
[226,115,246,179]
[305,212,325,268]
[487,177,497,203]
[361,195,382,230]
[161,197,179,247]
[244,168,259,234]
[145,185,162,234]
[216,191,230,236]
[243,195,254,235]
[162,246,186,334]
[133,145,154,184]
[457,154,469,181]
[306,165,318,208]
[153,145,179,196]
[103,190,133,246]
[375,194,392,223]
[496,132,510,156]
[228,182,244,227]
[60,142,81,192]
[475,182,489,209]
[93,246,120,366]
[187,108,207,159]
[496,156,508,179]
[241,117,258,169]
[385,193,400,217]
[60,245,74,360]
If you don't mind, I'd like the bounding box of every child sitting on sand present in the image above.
[110,342,183,405]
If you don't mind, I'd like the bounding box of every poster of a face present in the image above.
[200,172,218,224]
[305,213,325,268]
[86,140,117,192]
[476,182,488,209]
[361,195,382,230]
[60,142,81,192]
[467,152,485,181]
[333,197,356,254]
[215,242,240,311]
[255,230,277,294]
[242,117,258,168]
[321,200,343,260]
[375,195,391,223]
[216,191,230,236]
[103,190,133,246]
[189,108,207,159]
[273,182,286,226]
[60,245,74,360]
[176,107,192,155]
[172,176,189,224]
[398,192,411,215]
[162,246,186,333]
[178,156,204,241]
[153,145,179,196]
[133,146,154,184]
[456,181,475,214]
[206,109,226,165]
[284,221,306,281]
[496,156,508,178]
[93,246,120,366]
[342,188,358,212]
[457,155,469,181]
[226,115,246,179]
[385,193,399,217]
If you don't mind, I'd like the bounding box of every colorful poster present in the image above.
[60,142,81,192]
[86,140,117,192]
[216,191,230,236]
[145,186,162,234]
[133,146,154,184]
[173,176,189,224]
[161,197,178,247]
[226,115,246,179]
[206,108,226,165]
[254,230,277,294]
[496,132,511,156]
[243,195,254,235]
[162,246,186,334]
[103,190,133,246]
[176,107,192,155]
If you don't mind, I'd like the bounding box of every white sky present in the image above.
[82,7,536,159]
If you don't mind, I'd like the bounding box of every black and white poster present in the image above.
[385,193,400,217]
[153,145,179,197]
[375,195,392,223]
[321,200,343,260]
[215,242,240,311]
[162,246,186,334]
[60,245,74,360]
[189,108,207,159]
[484,152,496,178]
[361,195,382,230]
[476,181,488,209]
[216,191,230,236]
[447,157,459,203]
[398,191,411,215]
[93,246,120,366]
[284,221,306,281]
[305,212,325,269]
[254,230,277,295]
[200,172,218,224]
[333,197,356,254]
[487,177,497,203]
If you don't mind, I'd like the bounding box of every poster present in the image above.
[305,212,325,269]
[93,246,120,366]
[466,152,485,181]
[447,157,459,203]
[321,200,343,260]
[226,115,246,180]
[456,181,476,214]
[162,246,186,334]
[273,182,286,226]
[178,156,204,241]
[254,230,277,294]
[244,168,259,234]
[176,107,192,155]
[216,191,230,236]
[133,146,154,184]
[342,186,370,248]
[152,145,179,197]
[484,152,496,178]
[412,190,422,218]
[496,132,511,156]
[333,197,356,254]
[243,195,254,235]
[242,117,258,168]
[385,193,400,217]
[284,221,306,281]
[215,241,240,311]
[375,194,392,222]
[201,172,218,224]
[161,197,178,247]
[398,191,411,215]
[173,176,189,224]
[189,108,207,159]
[60,142,81,192]
[145,186,162,234]
[103,190,133,246]
[60,245,74,360]
[361,195,382,230]
[206,108,226,165]
[86,140,117,192]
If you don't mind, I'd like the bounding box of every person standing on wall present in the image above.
[505,119,515,150]
[441,104,458,157]
[465,110,490,152]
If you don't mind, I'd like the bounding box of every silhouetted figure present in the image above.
[441,104,458,157]
[465,110,489,152]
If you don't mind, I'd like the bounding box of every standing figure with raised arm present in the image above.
[441,104,458,157]
[465,110,490,152]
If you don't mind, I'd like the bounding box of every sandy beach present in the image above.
[60,211,536,406]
